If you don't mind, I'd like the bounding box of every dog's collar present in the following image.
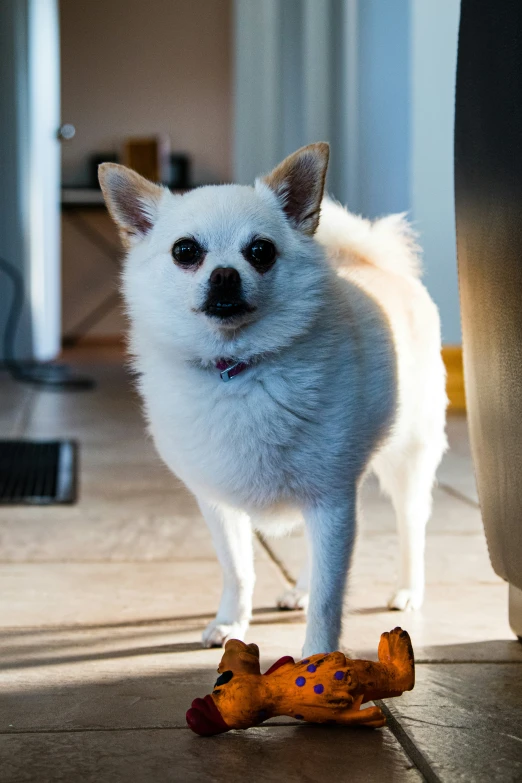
[215,358,250,382]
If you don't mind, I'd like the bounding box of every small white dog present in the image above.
[99,143,447,656]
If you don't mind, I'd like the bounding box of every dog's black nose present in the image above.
[209,267,240,289]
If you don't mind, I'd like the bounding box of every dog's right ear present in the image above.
[98,163,164,248]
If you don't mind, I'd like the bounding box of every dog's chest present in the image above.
[141,365,323,507]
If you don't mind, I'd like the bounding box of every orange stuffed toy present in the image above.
[186,627,414,735]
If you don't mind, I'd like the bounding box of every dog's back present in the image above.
[317,199,447,453]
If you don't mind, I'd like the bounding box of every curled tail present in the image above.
[316,197,422,280]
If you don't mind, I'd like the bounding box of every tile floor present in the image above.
[1,363,521,782]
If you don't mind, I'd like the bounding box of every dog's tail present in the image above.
[316,197,422,280]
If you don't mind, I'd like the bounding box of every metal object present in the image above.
[220,361,242,382]
[0,440,77,504]
[57,123,76,141]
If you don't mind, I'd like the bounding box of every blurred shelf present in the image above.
[61,185,201,210]
[61,188,106,208]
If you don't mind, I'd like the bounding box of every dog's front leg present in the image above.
[302,490,357,656]
[197,498,255,648]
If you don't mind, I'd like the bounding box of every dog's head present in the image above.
[99,143,330,363]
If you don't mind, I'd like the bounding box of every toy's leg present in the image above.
[352,628,415,700]
[334,705,386,728]
[377,626,415,690]
[197,499,255,648]
[298,697,386,728]
[302,489,357,656]
[374,442,442,611]
[278,545,309,611]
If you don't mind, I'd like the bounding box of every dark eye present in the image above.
[214,670,233,687]
[246,239,277,272]
[172,238,201,266]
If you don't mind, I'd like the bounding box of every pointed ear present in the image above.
[258,142,329,235]
[245,643,260,659]
[98,163,165,248]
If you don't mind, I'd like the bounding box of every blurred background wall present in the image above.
[0,0,461,358]
[60,0,232,188]
[59,0,232,343]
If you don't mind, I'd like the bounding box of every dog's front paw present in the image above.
[387,588,424,612]
[201,619,248,648]
[277,587,309,611]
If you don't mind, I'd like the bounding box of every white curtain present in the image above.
[233,0,359,208]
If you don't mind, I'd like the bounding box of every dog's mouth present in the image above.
[202,299,256,322]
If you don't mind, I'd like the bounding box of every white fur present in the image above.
[113,171,446,656]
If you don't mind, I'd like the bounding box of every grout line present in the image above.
[375,700,443,783]
[0,559,230,565]
[438,482,480,509]
[0,721,302,736]
[255,531,295,587]
[0,726,189,735]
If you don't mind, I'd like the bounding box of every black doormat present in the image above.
[0,440,77,504]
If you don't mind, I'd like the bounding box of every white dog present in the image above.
[99,143,447,656]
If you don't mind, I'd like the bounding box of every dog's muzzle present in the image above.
[202,266,254,320]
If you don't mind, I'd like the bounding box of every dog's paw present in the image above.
[387,588,424,612]
[201,619,247,648]
[277,587,309,611]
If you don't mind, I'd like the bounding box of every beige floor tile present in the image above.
[269,529,516,661]
[0,482,218,562]
[0,365,516,783]
[0,557,305,736]
[0,557,286,629]
[384,662,522,783]
[343,583,515,660]
[270,530,500,589]
[359,478,483,534]
[0,370,212,563]
[438,415,479,505]
[0,725,422,783]
[0,380,35,438]
[0,610,312,734]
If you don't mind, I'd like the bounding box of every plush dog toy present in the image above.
[186,627,414,735]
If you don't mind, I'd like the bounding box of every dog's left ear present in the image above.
[258,142,329,236]
[98,163,165,248]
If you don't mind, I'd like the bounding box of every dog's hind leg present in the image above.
[197,498,255,648]
[374,439,444,611]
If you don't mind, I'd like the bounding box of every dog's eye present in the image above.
[246,239,277,272]
[172,238,201,266]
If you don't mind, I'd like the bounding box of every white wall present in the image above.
[410,0,461,345]
[60,0,232,187]
[357,0,410,217]
[355,0,461,343]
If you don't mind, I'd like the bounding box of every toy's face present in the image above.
[186,639,265,735]
[185,668,267,735]
[211,670,268,730]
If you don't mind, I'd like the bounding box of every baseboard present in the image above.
[62,335,125,348]
[59,335,125,364]
[442,345,466,414]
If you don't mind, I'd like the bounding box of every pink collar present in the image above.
[215,359,249,382]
